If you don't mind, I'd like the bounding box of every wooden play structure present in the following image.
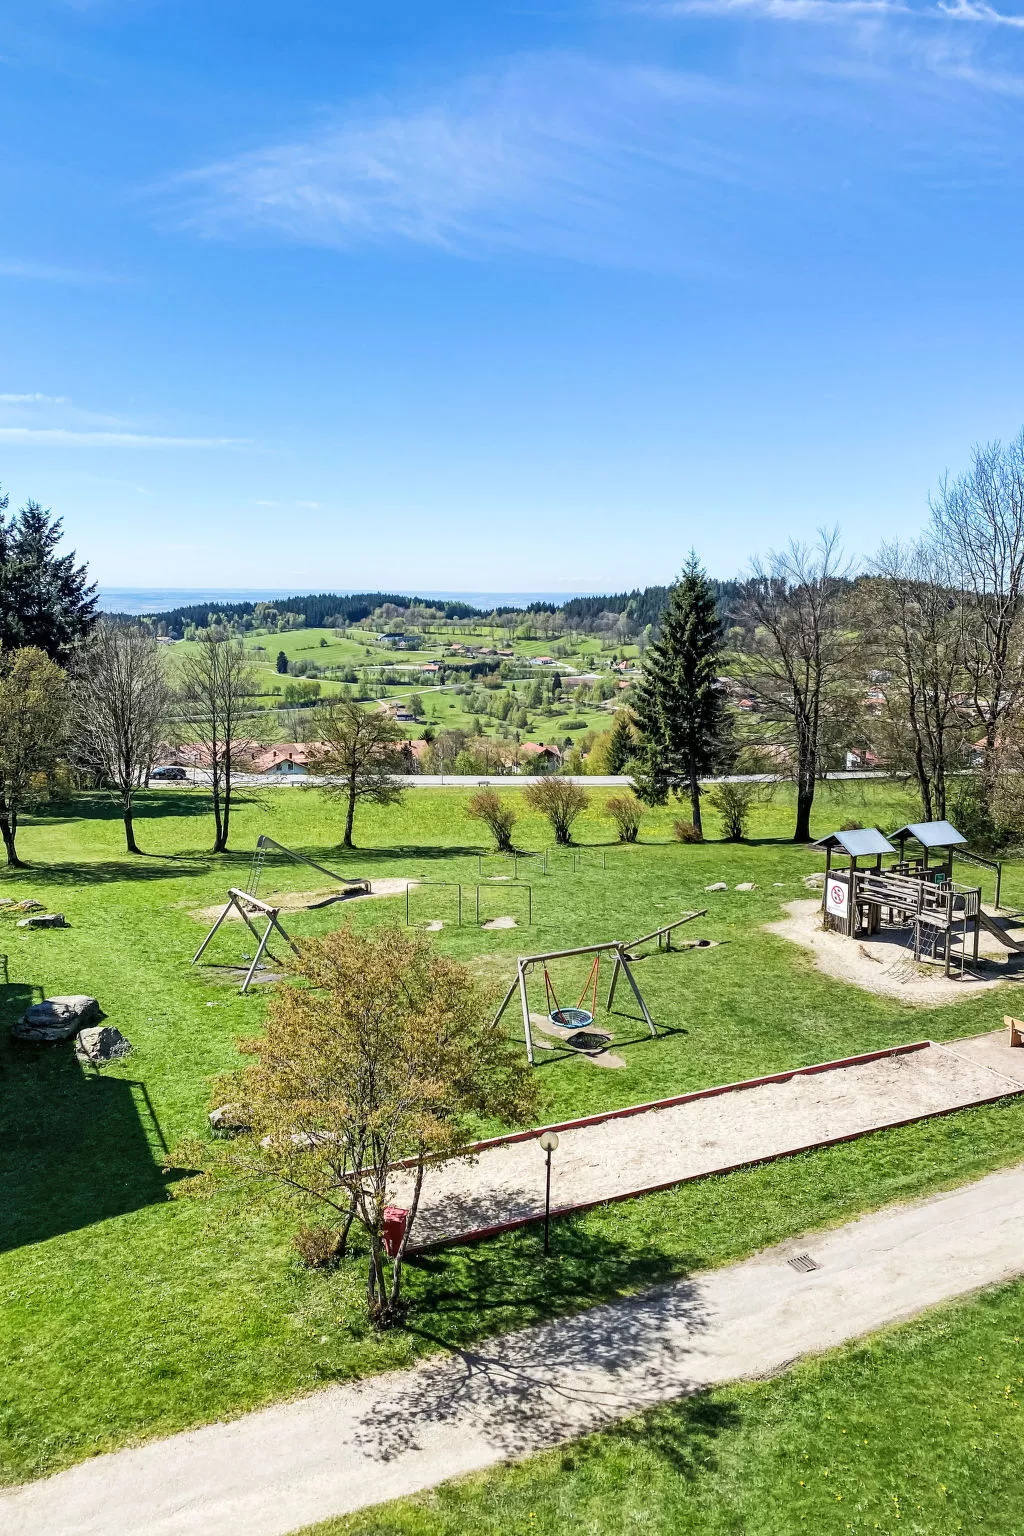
[493,940,658,1065]
[192,888,300,992]
[815,820,1019,977]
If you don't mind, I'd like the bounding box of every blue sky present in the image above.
[2,0,1024,591]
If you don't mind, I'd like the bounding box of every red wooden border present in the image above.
[402,1041,1024,1253]
[392,1040,932,1173]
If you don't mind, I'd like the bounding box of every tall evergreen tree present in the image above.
[605,711,636,774]
[0,492,97,663]
[632,554,728,837]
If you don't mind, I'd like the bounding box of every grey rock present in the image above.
[704,882,728,892]
[209,1103,250,1133]
[4,898,44,913]
[16,913,68,929]
[13,995,100,1043]
[735,882,758,892]
[75,1025,132,1064]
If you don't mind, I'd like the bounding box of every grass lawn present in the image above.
[2,778,1024,1486]
[308,1278,1024,1536]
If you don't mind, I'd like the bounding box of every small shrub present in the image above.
[293,1225,343,1269]
[466,788,518,852]
[706,781,758,841]
[673,819,703,843]
[606,793,645,843]
[524,777,590,844]
[562,718,588,731]
[839,819,862,832]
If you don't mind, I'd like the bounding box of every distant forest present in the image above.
[105,579,747,637]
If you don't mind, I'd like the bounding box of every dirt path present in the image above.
[389,1030,1024,1247]
[5,1165,1024,1536]
[768,898,1024,1003]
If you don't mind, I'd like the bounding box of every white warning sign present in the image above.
[825,879,849,918]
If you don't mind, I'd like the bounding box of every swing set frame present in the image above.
[492,941,656,1066]
[192,887,301,993]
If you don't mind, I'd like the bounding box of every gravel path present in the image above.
[392,1031,1024,1247]
[5,1165,1024,1536]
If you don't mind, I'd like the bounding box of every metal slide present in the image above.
[248,835,370,899]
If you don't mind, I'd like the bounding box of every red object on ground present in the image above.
[382,1207,409,1257]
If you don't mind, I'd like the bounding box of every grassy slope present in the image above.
[2,779,1024,1484]
[310,1280,1024,1536]
[171,624,624,742]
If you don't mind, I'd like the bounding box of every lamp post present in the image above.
[539,1130,559,1255]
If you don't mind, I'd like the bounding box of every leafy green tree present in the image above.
[632,554,728,838]
[276,650,288,674]
[408,693,425,718]
[173,927,537,1328]
[0,647,69,866]
[0,490,96,663]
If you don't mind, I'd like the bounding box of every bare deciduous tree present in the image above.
[865,540,966,822]
[179,632,260,853]
[71,620,172,853]
[930,428,1024,797]
[739,529,854,843]
[307,699,406,848]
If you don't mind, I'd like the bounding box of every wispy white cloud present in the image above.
[0,258,122,284]
[171,57,760,269]
[644,0,1024,19]
[0,392,70,405]
[0,428,247,448]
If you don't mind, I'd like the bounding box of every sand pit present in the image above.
[191,878,413,925]
[767,898,1024,1004]
[393,1031,1024,1248]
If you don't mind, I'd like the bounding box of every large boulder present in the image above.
[209,1103,250,1134]
[75,1025,132,1064]
[16,913,68,929]
[12,995,100,1043]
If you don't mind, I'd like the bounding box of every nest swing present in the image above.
[544,953,601,1029]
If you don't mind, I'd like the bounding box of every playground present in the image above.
[4,778,1024,1494]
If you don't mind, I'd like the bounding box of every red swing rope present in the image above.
[543,955,600,1020]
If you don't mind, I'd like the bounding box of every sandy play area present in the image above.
[191,878,411,924]
[767,898,1024,1004]
[393,1031,1024,1248]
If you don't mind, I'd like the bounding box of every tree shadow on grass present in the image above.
[0,858,214,888]
[0,1029,173,1252]
[562,1389,743,1481]
[348,1223,713,1463]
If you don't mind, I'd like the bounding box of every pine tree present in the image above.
[606,712,636,774]
[276,650,289,674]
[0,494,96,663]
[632,554,728,837]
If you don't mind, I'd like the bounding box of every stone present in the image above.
[12,995,100,1043]
[16,913,68,929]
[75,1025,132,1064]
[735,882,758,892]
[209,1103,250,1133]
[704,882,728,892]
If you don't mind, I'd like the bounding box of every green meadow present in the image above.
[2,779,1023,1487]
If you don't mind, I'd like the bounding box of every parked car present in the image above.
[151,766,187,782]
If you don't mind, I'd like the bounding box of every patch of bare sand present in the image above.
[190,878,415,925]
[767,898,1024,1005]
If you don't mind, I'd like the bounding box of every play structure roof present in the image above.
[813,827,896,857]
[888,820,966,849]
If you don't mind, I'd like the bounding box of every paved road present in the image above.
[161,769,894,790]
[5,1164,1024,1536]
